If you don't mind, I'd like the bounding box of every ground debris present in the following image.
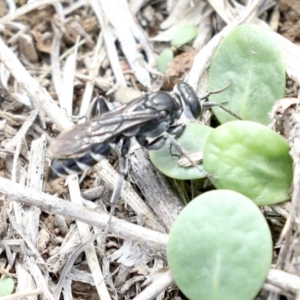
[0,0,299,299]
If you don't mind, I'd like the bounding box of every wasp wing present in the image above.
[49,97,161,158]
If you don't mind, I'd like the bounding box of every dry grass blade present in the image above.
[101,0,152,87]
[50,20,63,103]
[79,32,105,117]
[0,38,72,130]
[9,110,38,182]
[52,232,102,299]
[266,269,300,295]
[274,104,300,270]
[272,31,300,85]
[153,1,210,43]
[59,37,79,116]
[12,135,46,297]
[3,111,45,299]
[9,218,53,299]
[67,176,111,300]
[186,0,261,92]
[0,289,43,300]
[133,270,174,300]
[0,0,60,24]
[89,0,126,87]
[0,177,168,250]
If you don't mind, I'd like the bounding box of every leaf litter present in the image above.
[0,0,299,299]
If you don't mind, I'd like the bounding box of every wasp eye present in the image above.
[175,82,201,119]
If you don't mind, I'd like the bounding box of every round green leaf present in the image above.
[167,190,272,300]
[0,277,15,296]
[203,120,292,205]
[171,25,198,48]
[156,49,174,74]
[208,23,285,125]
[149,123,213,180]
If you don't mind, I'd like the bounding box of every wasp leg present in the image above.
[166,134,209,177]
[167,124,185,137]
[136,134,168,150]
[167,124,186,157]
[86,95,110,120]
[102,138,131,246]
[169,144,180,158]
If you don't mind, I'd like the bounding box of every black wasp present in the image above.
[49,82,239,236]
[49,82,238,177]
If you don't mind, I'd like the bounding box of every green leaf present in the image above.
[208,23,285,125]
[156,49,174,74]
[0,277,15,296]
[149,122,213,180]
[171,25,198,48]
[167,190,272,300]
[203,120,292,205]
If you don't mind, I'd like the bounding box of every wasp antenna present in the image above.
[201,80,232,99]
[202,102,242,120]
